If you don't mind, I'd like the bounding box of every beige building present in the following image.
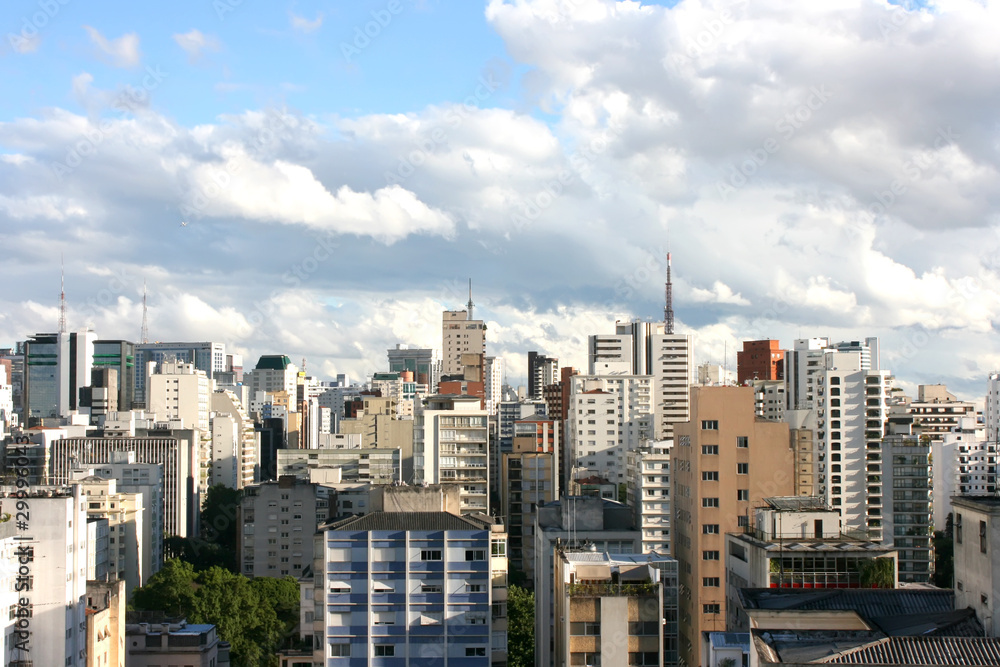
[147,360,211,497]
[415,395,489,514]
[501,427,559,576]
[553,549,679,667]
[338,395,414,481]
[86,579,126,667]
[672,386,794,667]
[75,476,149,596]
[442,309,486,377]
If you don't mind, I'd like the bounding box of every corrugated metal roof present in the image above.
[741,588,955,617]
[819,636,1000,665]
[323,511,492,532]
[710,632,751,650]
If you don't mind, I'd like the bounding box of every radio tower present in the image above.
[664,252,674,334]
[59,255,67,334]
[467,279,474,320]
[140,280,149,344]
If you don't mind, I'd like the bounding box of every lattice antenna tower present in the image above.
[59,255,67,334]
[140,280,149,344]
[664,252,674,334]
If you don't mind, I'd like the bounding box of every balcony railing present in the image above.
[567,581,658,597]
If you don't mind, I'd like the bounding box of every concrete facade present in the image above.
[953,496,1000,637]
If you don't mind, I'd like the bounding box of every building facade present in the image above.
[953,496,1000,638]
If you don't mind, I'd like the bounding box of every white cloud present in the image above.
[83,26,142,68]
[689,281,751,306]
[173,29,220,62]
[289,12,323,33]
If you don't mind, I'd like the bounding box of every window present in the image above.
[956,514,963,544]
[571,652,601,666]
[737,463,748,475]
[628,621,659,635]
[329,643,350,657]
[703,524,720,534]
[981,520,988,554]
[703,603,721,614]
[703,498,719,508]
[570,622,601,635]
[702,445,719,455]
[701,420,719,430]
[737,436,749,448]
[703,550,720,560]
[703,577,720,587]
[465,549,487,561]
[374,645,395,657]
[702,471,719,481]
[420,584,441,593]
[467,584,484,593]
[466,647,488,657]
[421,550,442,561]
[737,489,749,501]
[738,515,748,527]
[628,652,659,665]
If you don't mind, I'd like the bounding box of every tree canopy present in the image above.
[131,558,300,667]
[508,584,535,667]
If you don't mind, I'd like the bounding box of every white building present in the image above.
[305,511,507,665]
[626,441,672,555]
[485,356,503,416]
[276,447,401,484]
[750,379,785,422]
[568,375,654,483]
[414,395,489,514]
[0,486,89,667]
[952,496,1000,637]
[587,320,693,441]
[244,355,300,404]
[934,417,998,529]
[210,389,258,489]
[134,341,225,406]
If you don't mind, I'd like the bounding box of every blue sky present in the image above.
[2,0,999,398]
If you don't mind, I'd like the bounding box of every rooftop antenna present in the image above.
[59,255,67,334]
[140,280,149,344]
[467,279,474,320]
[664,252,674,334]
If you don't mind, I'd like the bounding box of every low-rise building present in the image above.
[124,616,230,666]
[553,549,679,667]
[953,495,1000,637]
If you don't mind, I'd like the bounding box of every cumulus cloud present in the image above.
[3,0,1000,401]
[173,29,220,62]
[83,26,142,68]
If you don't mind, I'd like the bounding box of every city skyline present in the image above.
[2,0,999,400]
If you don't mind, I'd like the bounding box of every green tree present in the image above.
[201,484,241,557]
[250,576,301,644]
[858,557,895,588]
[933,530,954,588]
[130,558,196,616]
[508,584,535,667]
[618,483,628,505]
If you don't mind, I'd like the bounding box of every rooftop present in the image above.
[952,495,1000,511]
[255,355,292,370]
[322,511,494,532]
[754,631,1000,665]
[710,632,751,651]
[764,496,830,512]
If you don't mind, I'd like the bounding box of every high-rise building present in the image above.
[485,355,503,416]
[388,344,442,391]
[934,417,999,529]
[414,395,489,514]
[783,337,892,540]
[210,389,258,489]
[0,486,90,667]
[736,339,784,384]
[567,375,654,484]
[672,386,794,667]
[134,341,225,406]
[527,352,558,401]
[626,442,672,555]
[882,432,933,583]
[244,355,299,402]
[442,309,486,378]
[304,511,507,665]
[20,330,97,424]
[93,339,137,410]
[588,321,693,441]
[74,475,149,595]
